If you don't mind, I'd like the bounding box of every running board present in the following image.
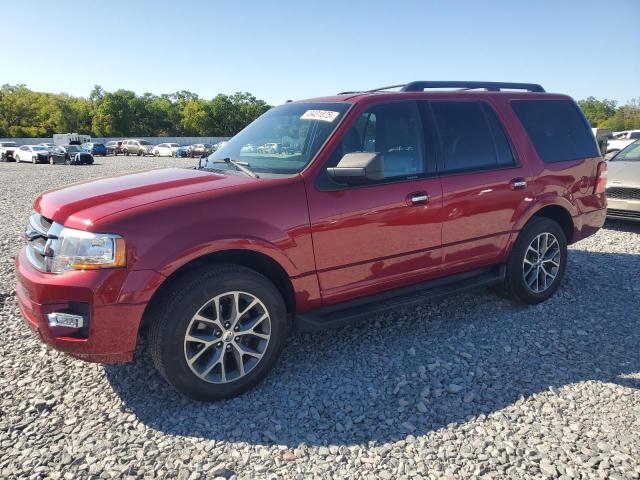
[295,265,505,332]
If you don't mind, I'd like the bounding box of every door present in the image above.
[306,100,444,306]
[426,100,533,272]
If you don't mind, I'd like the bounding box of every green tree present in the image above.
[0,84,272,138]
[577,97,618,127]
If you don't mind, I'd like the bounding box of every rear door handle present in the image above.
[407,192,429,206]
[510,178,527,190]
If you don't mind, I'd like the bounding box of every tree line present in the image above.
[577,97,640,131]
[1,84,638,138]
[0,84,271,138]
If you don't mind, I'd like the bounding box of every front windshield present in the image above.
[139,140,151,146]
[613,140,640,161]
[66,146,80,152]
[203,102,351,175]
[2,142,18,147]
[32,146,47,151]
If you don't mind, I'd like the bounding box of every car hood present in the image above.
[607,161,640,188]
[34,168,256,228]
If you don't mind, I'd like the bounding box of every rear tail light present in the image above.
[595,161,607,194]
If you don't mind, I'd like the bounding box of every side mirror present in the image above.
[326,152,384,184]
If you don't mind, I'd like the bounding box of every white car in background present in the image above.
[13,145,50,164]
[0,141,19,161]
[152,143,181,157]
[607,130,640,154]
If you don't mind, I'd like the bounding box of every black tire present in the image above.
[137,150,142,156]
[148,264,289,401]
[498,217,567,305]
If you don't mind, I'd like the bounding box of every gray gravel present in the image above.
[0,157,639,479]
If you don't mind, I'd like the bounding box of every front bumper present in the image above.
[15,247,148,363]
[607,198,640,221]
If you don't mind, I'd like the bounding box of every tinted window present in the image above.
[629,132,640,139]
[512,100,599,162]
[431,101,515,172]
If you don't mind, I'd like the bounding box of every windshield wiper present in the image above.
[212,157,259,178]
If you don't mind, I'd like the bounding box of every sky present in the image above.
[2,0,638,106]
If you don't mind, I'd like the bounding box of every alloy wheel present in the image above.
[522,232,561,293]
[183,291,271,384]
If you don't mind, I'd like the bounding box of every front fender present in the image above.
[154,236,300,279]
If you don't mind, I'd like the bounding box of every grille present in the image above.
[606,186,640,200]
[607,208,640,219]
[25,213,54,272]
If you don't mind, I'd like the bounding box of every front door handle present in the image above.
[510,178,527,190]
[407,192,429,206]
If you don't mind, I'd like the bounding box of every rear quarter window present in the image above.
[512,99,599,163]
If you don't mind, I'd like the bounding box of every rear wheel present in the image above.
[499,217,567,304]
[149,264,289,401]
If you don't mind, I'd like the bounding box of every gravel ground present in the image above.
[0,156,639,480]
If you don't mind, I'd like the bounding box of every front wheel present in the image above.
[149,264,289,401]
[499,217,567,304]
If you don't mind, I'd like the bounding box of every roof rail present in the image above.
[401,81,545,92]
[337,84,405,95]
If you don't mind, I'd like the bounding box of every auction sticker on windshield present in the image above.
[300,110,340,122]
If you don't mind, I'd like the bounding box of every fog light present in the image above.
[47,312,85,329]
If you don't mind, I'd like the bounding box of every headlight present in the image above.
[48,227,126,273]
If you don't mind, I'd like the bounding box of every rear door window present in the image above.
[430,101,515,173]
[511,99,600,162]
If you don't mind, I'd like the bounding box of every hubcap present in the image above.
[523,232,561,293]
[183,291,271,384]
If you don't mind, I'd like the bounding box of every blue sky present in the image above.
[3,0,638,105]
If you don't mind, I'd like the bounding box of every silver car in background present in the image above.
[606,139,640,221]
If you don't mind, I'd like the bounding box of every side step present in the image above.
[295,265,505,332]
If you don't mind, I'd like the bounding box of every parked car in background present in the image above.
[106,141,124,156]
[14,145,50,164]
[15,81,607,401]
[174,146,191,157]
[62,145,82,164]
[152,143,181,157]
[189,143,213,157]
[50,146,94,165]
[239,143,257,154]
[606,139,640,221]
[0,141,19,161]
[122,139,153,156]
[212,141,227,151]
[258,142,281,154]
[81,142,107,156]
[607,130,640,154]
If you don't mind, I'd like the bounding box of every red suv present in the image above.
[16,81,607,401]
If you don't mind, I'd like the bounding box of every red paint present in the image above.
[16,90,606,362]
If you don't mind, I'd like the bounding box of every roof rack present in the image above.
[401,81,545,92]
[338,81,545,95]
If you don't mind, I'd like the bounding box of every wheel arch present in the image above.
[139,248,296,333]
[505,201,576,260]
